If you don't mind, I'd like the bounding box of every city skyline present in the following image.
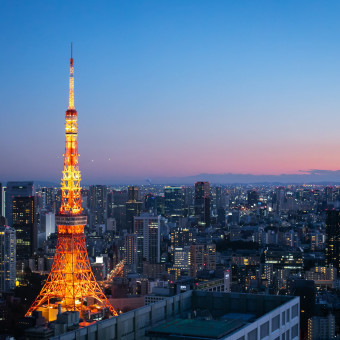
[2,1,340,183]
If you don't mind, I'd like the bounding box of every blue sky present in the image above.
[1,1,340,183]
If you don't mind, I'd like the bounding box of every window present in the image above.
[248,329,257,340]
[286,309,290,322]
[260,321,269,339]
[272,315,280,331]
[292,304,298,318]
[292,324,298,338]
[282,311,286,325]
[281,334,285,340]
[237,337,245,340]
[286,329,290,340]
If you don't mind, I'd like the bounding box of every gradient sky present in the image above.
[2,1,340,184]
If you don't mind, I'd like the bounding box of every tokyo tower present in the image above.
[25,50,118,320]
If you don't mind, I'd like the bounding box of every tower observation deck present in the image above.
[25,51,118,321]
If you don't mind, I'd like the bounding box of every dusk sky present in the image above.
[2,1,340,184]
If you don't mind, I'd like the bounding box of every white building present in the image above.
[48,291,300,340]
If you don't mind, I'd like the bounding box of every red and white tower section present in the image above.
[25,54,118,321]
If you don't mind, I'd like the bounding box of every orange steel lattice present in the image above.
[25,53,118,318]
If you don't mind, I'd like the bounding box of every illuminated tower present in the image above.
[26,51,117,319]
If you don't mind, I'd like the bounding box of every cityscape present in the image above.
[2,1,340,340]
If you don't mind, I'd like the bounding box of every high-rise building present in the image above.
[134,213,160,273]
[5,181,34,227]
[285,229,299,248]
[275,186,286,212]
[310,230,324,251]
[0,226,16,292]
[170,227,195,255]
[287,278,315,339]
[155,195,165,216]
[194,182,210,228]
[164,186,183,221]
[182,186,194,216]
[247,189,259,208]
[124,234,137,271]
[128,186,139,201]
[325,209,340,270]
[40,211,56,239]
[40,187,56,212]
[12,196,37,260]
[107,190,128,231]
[190,243,216,277]
[308,314,335,340]
[173,246,191,271]
[89,185,107,226]
[144,193,155,213]
[0,183,3,218]
[126,186,142,233]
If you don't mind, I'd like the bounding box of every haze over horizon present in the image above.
[4,169,340,186]
[2,1,340,183]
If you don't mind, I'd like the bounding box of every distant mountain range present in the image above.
[148,169,340,185]
[5,169,340,186]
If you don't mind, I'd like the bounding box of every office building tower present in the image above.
[275,186,286,212]
[194,182,210,228]
[261,263,274,286]
[89,185,107,226]
[310,230,324,251]
[134,213,160,273]
[12,196,37,260]
[155,195,165,216]
[0,183,2,217]
[40,187,55,212]
[190,243,216,277]
[126,186,142,233]
[217,208,226,227]
[108,190,128,230]
[247,189,259,208]
[214,186,222,209]
[1,186,4,218]
[128,186,139,201]
[325,209,340,270]
[287,277,315,338]
[285,229,299,248]
[107,190,114,218]
[0,216,6,227]
[144,193,155,212]
[182,186,194,216]
[124,234,137,271]
[0,226,16,292]
[164,186,183,221]
[5,181,34,227]
[170,227,195,255]
[324,186,334,204]
[264,247,303,273]
[41,211,55,239]
[173,246,191,271]
[308,314,335,340]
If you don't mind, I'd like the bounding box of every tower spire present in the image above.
[69,43,74,110]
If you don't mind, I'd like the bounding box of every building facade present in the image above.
[5,181,34,227]
[0,226,16,292]
[134,213,160,273]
